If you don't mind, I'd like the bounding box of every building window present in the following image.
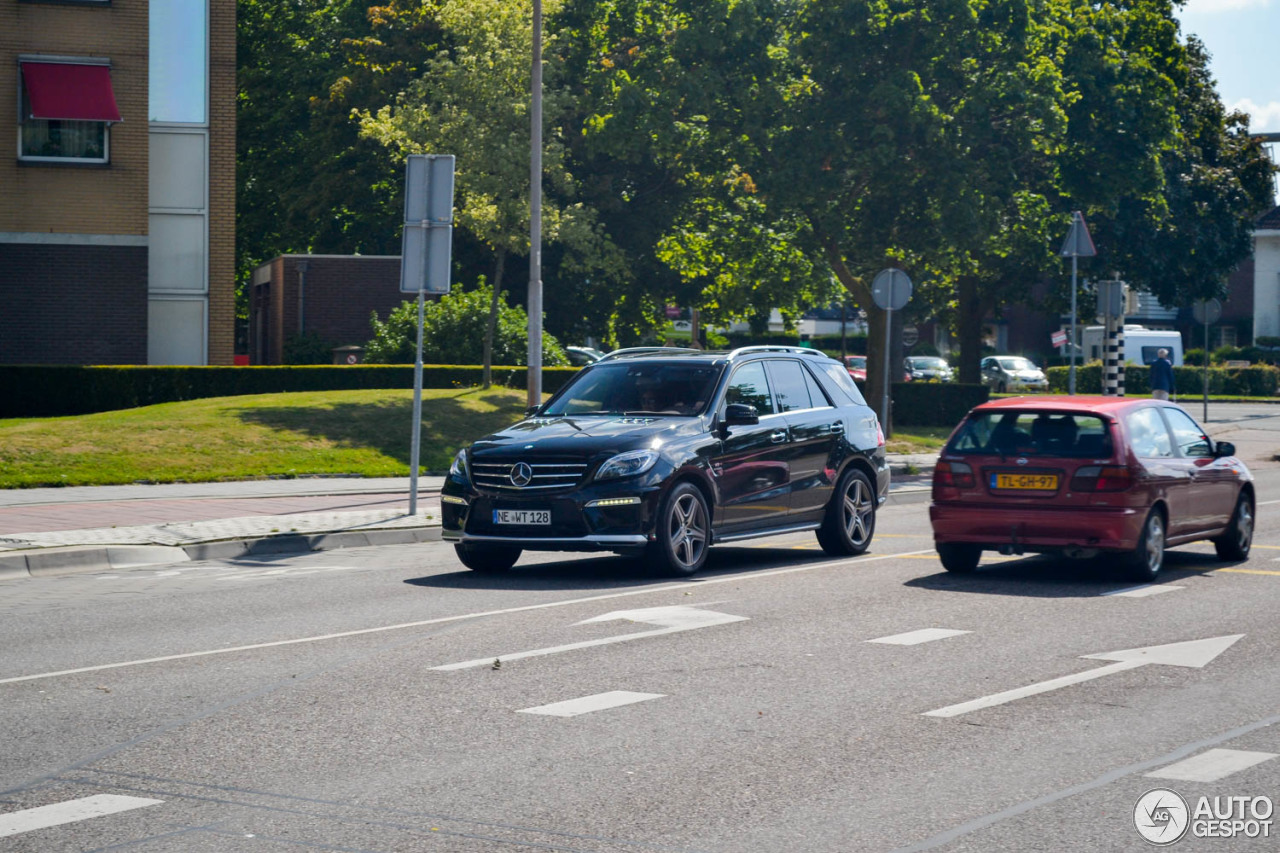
[18,60,121,163]
[149,0,208,124]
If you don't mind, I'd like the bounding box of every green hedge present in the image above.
[1046,364,1280,397]
[0,365,581,418]
[891,382,990,427]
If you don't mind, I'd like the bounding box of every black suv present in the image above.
[441,346,889,576]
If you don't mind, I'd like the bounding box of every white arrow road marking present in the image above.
[924,635,1244,718]
[431,606,749,671]
[0,795,163,838]
[518,691,665,718]
[1101,584,1185,598]
[1146,748,1278,783]
[868,628,970,646]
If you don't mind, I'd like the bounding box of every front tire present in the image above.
[1123,509,1165,582]
[1213,492,1254,561]
[454,543,521,573]
[938,543,981,573]
[816,467,876,556]
[647,482,710,577]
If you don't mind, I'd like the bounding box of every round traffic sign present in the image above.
[871,268,913,311]
[1192,298,1221,325]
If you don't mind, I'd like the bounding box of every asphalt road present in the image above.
[3,409,1280,852]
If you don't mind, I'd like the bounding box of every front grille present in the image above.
[472,459,589,492]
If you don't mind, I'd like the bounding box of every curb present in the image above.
[0,526,443,580]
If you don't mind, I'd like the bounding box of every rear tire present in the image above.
[1213,492,1254,561]
[454,544,521,573]
[937,543,981,573]
[1122,509,1165,582]
[816,467,877,556]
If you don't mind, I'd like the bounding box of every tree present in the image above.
[359,0,624,382]
[364,282,569,365]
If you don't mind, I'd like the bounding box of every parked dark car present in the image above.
[904,356,954,382]
[442,346,889,576]
[930,396,1254,580]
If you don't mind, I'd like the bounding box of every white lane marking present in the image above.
[1256,499,1280,506]
[518,691,665,718]
[0,795,163,838]
[1146,748,1279,782]
[0,548,936,685]
[432,606,748,671]
[1101,584,1185,598]
[868,628,970,646]
[924,635,1244,718]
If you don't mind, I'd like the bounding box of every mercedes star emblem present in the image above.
[510,462,533,487]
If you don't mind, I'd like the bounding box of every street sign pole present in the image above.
[871,268,913,437]
[1193,299,1221,423]
[1060,211,1096,396]
[527,0,544,408]
[399,154,455,515]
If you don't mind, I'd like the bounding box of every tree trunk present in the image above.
[956,275,984,385]
[482,248,506,389]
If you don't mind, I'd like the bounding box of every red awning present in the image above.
[21,62,122,123]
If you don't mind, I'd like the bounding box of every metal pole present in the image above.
[526,0,544,408]
[881,303,892,435]
[1203,318,1209,422]
[409,286,425,515]
[1069,254,1077,395]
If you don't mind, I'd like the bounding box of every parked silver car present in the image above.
[980,356,1048,392]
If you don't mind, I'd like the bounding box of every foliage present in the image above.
[283,332,339,365]
[892,383,990,428]
[364,283,569,365]
[0,365,580,418]
[1046,364,1280,397]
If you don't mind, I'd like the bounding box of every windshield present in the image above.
[542,362,723,417]
[948,411,1113,458]
[998,357,1035,371]
[845,357,866,368]
[911,357,948,369]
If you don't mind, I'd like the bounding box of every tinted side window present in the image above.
[817,363,867,406]
[1125,408,1174,458]
[1161,408,1212,458]
[802,365,832,407]
[725,362,775,415]
[769,360,812,412]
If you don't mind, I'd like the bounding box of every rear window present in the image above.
[947,411,1113,458]
[817,362,868,406]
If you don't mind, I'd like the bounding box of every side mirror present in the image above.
[1214,441,1236,459]
[724,403,759,426]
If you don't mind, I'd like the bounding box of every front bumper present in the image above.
[440,475,666,553]
[929,502,1143,552]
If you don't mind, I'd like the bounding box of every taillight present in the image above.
[876,423,885,447]
[1070,465,1133,492]
[934,461,975,489]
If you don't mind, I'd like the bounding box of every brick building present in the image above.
[0,0,235,365]
[250,255,423,365]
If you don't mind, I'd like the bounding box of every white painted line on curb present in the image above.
[0,795,163,838]
[868,628,970,646]
[1101,584,1185,598]
[0,548,936,686]
[1145,748,1278,782]
[518,691,665,718]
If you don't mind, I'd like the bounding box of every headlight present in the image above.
[449,449,469,480]
[595,449,659,481]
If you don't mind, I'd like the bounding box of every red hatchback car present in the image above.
[929,396,1254,580]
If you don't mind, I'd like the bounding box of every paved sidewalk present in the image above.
[0,456,938,580]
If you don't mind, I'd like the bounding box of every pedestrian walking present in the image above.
[1150,347,1174,401]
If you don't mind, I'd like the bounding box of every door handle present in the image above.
[770,430,788,443]
[830,422,845,434]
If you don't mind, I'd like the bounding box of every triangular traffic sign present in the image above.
[1060,211,1097,257]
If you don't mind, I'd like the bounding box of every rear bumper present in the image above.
[929,502,1143,552]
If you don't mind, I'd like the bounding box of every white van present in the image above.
[1080,325,1183,366]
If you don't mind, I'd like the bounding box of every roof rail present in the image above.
[598,346,702,362]
[727,345,827,359]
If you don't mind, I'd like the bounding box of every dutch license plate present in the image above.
[493,509,551,526]
[991,473,1058,491]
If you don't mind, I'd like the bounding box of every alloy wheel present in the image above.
[668,492,708,571]
[843,477,874,547]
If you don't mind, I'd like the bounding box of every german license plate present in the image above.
[493,509,551,525]
[991,473,1058,491]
